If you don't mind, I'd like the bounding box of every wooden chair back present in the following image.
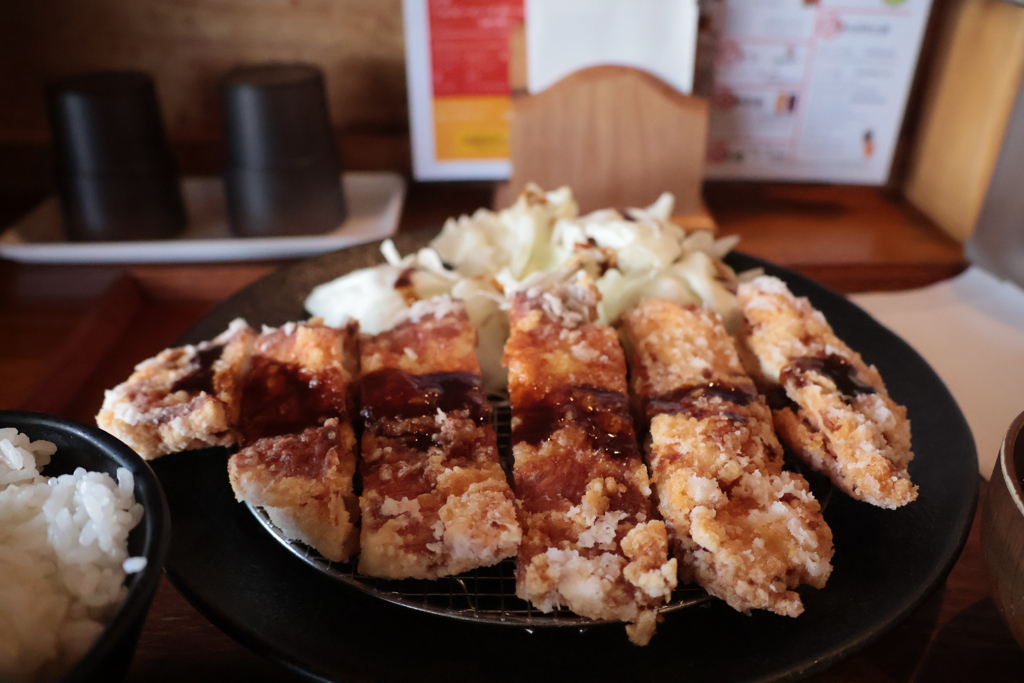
[494,64,708,218]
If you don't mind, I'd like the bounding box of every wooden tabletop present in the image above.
[2,181,1020,682]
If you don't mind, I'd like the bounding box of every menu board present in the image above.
[403,0,523,180]
[698,0,934,184]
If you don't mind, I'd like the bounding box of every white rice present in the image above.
[0,427,146,682]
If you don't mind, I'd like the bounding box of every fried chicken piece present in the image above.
[357,296,520,579]
[228,418,359,562]
[96,319,255,459]
[227,319,362,561]
[736,276,917,509]
[622,299,833,617]
[237,319,359,446]
[504,274,676,646]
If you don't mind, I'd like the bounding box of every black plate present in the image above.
[154,230,978,683]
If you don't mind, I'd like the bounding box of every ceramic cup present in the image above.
[981,409,1024,649]
[220,63,347,237]
[46,71,186,242]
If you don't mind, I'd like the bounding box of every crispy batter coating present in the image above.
[228,418,359,562]
[237,319,359,446]
[623,299,833,617]
[360,295,477,375]
[96,319,254,459]
[504,275,676,646]
[358,297,521,579]
[736,276,917,509]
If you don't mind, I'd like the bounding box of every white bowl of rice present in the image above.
[0,410,169,683]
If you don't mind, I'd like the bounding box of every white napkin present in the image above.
[525,0,698,95]
[850,267,1024,477]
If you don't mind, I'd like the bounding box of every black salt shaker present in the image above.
[220,63,347,237]
[46,71,186,242]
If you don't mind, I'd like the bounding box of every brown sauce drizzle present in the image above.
[359,368,491,429]
[644,382,757,421]
[783,354,876,400]
[238,356,349,445]
[393,267,415,289]
[765,385,799,411]
[512,385,639,459]
[170,344,223,394]
[392,432,436,452]
[393,267,418,305]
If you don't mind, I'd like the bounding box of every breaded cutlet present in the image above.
[503,273,676,646]
[357,296,521,579]
[228,319,362,561]
[96,318,255,459]
[622,299,833,617]
[736,275,917,509]
[228,418,359,562]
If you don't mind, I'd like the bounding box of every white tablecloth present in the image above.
[851,267,1024,478]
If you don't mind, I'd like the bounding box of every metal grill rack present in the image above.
[250,504,711,626]
[248,394,830,627]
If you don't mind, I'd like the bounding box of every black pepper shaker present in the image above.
[220,63,347,237]
[46,71,186,242]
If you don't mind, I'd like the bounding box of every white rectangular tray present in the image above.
[0,171,406,264]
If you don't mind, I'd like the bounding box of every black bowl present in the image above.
[0,410,170,682]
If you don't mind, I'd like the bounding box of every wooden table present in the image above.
[2,181,1021,682]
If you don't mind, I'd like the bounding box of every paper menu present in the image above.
[403,0,522,181]
[700,0,934,184]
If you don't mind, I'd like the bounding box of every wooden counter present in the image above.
[2,181,1016,682]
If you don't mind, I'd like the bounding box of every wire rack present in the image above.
[247,395,830,627]
[249,504,711,627]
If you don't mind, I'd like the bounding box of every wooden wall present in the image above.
[0,0,408,145]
